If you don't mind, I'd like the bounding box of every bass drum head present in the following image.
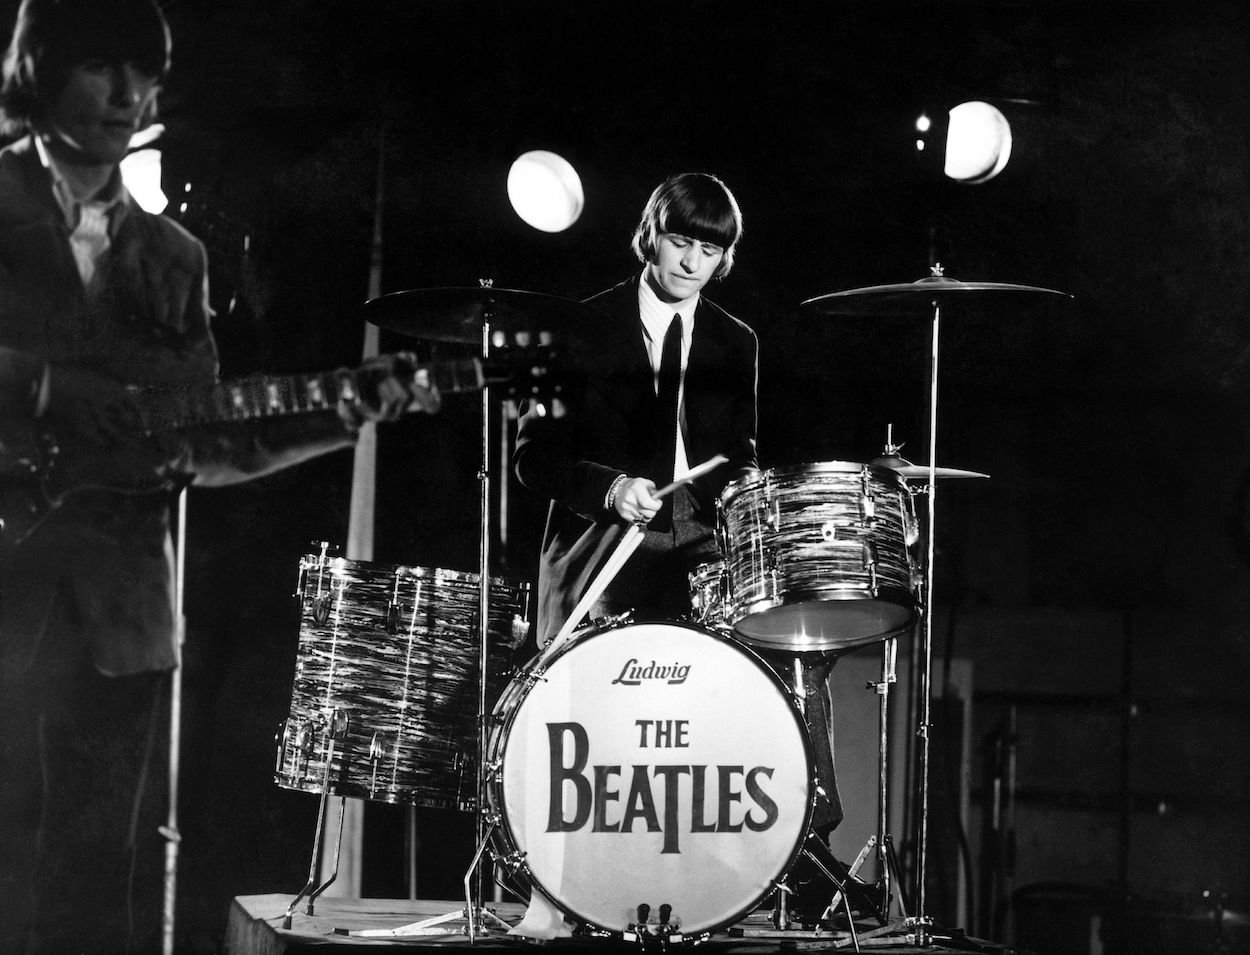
[491,621,813,937]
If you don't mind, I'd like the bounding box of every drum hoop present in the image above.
[301,554,530,592]
[719,460,907,509]
[487,618,816,937]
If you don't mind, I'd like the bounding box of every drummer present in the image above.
[513,172,846,861]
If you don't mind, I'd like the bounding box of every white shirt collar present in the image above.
[34,135,129,231]
[637,270,697,346]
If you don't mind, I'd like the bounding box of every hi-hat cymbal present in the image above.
[871,453,989,481]
[802,272,1072,316]
[364,287,598,344]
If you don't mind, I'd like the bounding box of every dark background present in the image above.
[8,1,1250,952]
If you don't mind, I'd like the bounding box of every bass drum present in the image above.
[486,621,814,939]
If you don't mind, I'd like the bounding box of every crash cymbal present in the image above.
[802,271,1071,316]
[871,453,989,481]
[364,286,598,344]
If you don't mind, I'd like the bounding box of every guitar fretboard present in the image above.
[136,358,486,434]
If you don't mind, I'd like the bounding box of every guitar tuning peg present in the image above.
[491,329,509,349]
[514,330,533,348]
[539,330,553,347]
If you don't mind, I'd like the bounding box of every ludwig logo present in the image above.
[611,658,691,686]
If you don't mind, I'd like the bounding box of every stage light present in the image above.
[943,101,1012,184]
[507,150,584,233]
[121,147,168,214]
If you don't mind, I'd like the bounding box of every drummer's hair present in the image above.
[0,0,170,135]
[631,172,743,279]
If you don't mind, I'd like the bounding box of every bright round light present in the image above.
[507,150,584,233]
[944,101,1012,184]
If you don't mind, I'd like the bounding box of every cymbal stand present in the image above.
[911,287,943,946]
[339,287,509,943]
[846,287,946,948]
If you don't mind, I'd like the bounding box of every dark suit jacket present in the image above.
[514,274,759,644]
[0,136,355,675]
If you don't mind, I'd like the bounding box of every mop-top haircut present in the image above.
[631,172,744,279]
[0,0,171,134]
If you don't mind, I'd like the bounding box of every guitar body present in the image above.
[0,415,176,554]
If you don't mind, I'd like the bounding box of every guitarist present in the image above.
[0,2,436,952]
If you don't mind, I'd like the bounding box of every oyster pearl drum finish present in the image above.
[718,462,920,652]
[687,558,729,630]
[275,554,529,809]
[486,621,814,939]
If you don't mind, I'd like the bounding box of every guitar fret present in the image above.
[265,380,285,414]
[129,352,536,433]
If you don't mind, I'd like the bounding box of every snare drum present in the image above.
[719,461,919,652]
[687,558,729,630]
[486,621,814,939]
[275,554,530,809]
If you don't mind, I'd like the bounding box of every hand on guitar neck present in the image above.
[331,352,441,430]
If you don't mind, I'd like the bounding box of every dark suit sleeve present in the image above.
[514,386,623,522]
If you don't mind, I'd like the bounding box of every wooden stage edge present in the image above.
[224,893,1017,954]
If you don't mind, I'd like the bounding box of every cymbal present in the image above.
[871,453,989,481]
[802,272,1071,316]
[364,287,598,344]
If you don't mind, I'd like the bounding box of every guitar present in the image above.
[0,350,558,554]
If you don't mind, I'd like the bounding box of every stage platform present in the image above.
[224,894,1015,953]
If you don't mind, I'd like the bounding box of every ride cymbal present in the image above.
[364,286,598,344]
[802,272,1071,316]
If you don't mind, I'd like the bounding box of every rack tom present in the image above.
[718,461,919,652]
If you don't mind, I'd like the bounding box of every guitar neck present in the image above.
[137,358,486,433]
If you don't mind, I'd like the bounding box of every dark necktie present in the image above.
[652,314,682,530]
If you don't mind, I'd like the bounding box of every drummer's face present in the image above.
[646,232,724,304]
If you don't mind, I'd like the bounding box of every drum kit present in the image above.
[271,268,1069,948]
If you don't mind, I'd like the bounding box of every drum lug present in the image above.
[483,756,504,783]
[517,665,548,688]
[900,489,920,546]
[311,592,333,626]
[764,548,781,600]
[367,732,387,796]
[862,541,880,596]
[328,708,351,740]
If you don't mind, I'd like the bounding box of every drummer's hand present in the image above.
[614,477,664,524]
[338,353,440,429]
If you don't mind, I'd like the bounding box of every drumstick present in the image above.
[540,523,646,658]
[540,454,730,658]
[653,454,728,500]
